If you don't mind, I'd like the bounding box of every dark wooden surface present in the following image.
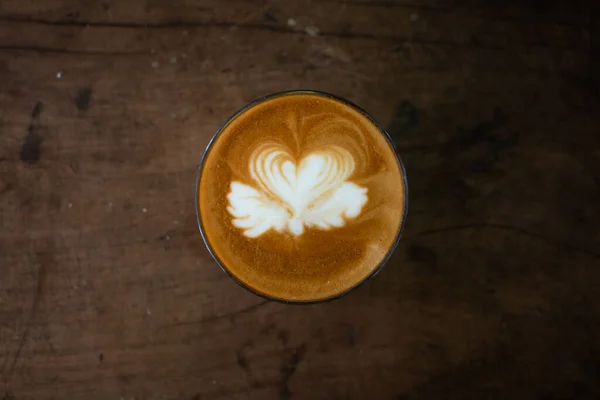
[1,0,600,399]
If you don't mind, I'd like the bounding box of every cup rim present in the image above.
[195,89,409,304]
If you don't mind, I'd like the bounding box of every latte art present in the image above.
[197,92,406,302]
[227,144,368,237]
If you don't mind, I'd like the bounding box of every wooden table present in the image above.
[1,1,599,398]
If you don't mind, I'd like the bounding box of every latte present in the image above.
[197,91,407,302]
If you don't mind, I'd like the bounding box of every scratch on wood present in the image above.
[234,337,261,388]
[160,300,270,329]
[0,45,147,56]
[2,261,47,380]
[20,101,44,164]
[279,344,307,400]
[0,17,583,51]
[408,223,600,259]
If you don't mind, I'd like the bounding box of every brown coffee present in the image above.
[197,92,406,302]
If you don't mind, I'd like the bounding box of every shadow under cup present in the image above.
[195,90,408,304]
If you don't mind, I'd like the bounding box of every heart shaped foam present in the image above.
[227,143,368,238]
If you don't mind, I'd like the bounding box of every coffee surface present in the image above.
[198,92,406,301]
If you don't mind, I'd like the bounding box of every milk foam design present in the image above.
[227,143,368,238]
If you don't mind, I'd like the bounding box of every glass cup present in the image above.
[195,90,408,303]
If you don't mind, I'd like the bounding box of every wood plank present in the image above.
[1,0,599,399]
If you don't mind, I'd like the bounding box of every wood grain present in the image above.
[1,0,599,399]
